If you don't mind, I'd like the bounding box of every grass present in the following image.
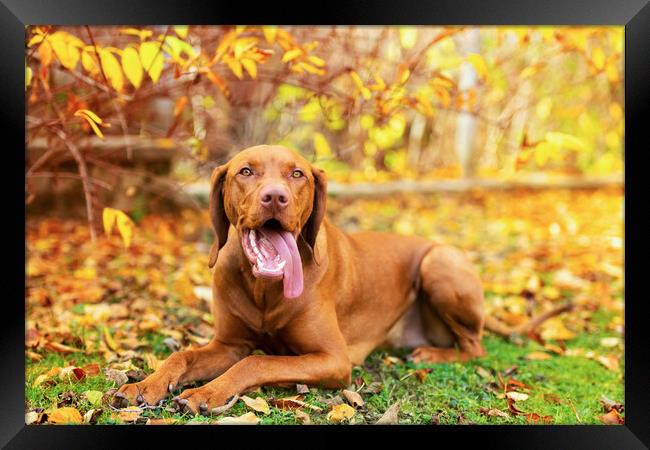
[25,313,623,425]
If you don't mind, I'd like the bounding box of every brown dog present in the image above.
[112,145,557,415]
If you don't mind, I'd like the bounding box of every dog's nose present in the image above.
[260,185,289,210]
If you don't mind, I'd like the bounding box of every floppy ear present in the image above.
[208,164,230,268]
[301,166,327,252]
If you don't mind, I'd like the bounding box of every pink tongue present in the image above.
[259,228,303,299]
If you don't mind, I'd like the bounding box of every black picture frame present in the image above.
[6,0,649,447]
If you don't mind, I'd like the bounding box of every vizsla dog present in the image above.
[113,145,564,415]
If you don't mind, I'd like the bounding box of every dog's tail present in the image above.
[483,303,574,337]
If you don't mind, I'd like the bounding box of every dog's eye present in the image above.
[291,169,304,178]
[239,167,253,176]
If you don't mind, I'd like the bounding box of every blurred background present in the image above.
[24,26,625,425]
[26,26,623,227]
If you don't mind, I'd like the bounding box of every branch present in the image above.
[47,126,99,242]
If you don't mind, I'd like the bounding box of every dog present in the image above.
[112,144,566,415]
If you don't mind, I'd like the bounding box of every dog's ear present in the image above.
[208,164,230,268]
[301,166,327,253]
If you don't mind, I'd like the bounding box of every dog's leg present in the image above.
[408,244,486,364]
[172,352,351,415]
[112,339,247,407]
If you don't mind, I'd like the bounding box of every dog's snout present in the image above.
[260,185,289,210]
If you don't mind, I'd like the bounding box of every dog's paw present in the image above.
[112,380,174,408]
[172,386,236,416]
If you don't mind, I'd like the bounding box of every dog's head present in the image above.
[207,145,327,298]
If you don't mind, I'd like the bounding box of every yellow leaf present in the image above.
[84,390,103,407]
[225,58,243,79]
[25,64,32,90]
[262,26,278,44]
[525,351,552,361]
[467,53,488,79]
[38,40,53,67]
[307,55,325,67]
[241,58,257,79]
[592,46,605,70]
[115,210,134,248]
[241,396,270,415]
[174,25,189,39]
[121,47,143,88]
[139,41,164,83]
[327,403,355,422]
[350,71,371,100]
[313,132,332,158]
[116,407,143,422]
[76,108,103,124]
[99,48,124,92]
[102,207,116,236]
[216,412,260,425]
[103,326,118,351]
[282,48,302,63]
[50,33,81,70]
[298,62,325,75]
[81,49,100,76]
[544,131,585,151]
[120,28,153,40]
[48,407,83,424]
[399,27,418,49]
[74,110,105,139]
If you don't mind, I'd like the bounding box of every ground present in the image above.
[25,187,624,425]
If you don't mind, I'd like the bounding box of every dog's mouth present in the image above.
[240,219,304,299]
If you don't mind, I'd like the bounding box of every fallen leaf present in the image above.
[321,395,344,407]
[544,393,562,405]
[44,341,82,354]
[104,368,129,387]
[83,408,102,424]
[413,368,432,382]
[595,355,620,372]
[383,356,402,366]
[270,396,322,412]
[506,391,529,402]
[48,407,83,424]
[327,403,355,423]
[25,411,41,425]
[82,363,100,376]
[115,407,143,422]
[146,418,178,425]
[84,390,104,407]
[526,412,553,424]
[479,407,508,418]
[475,366,492,379]
[26,350,42,361]
[241,395,270,415]
[375,401,400,424]
[600,395,624,413]
[363,382,383,394]
[296,384,310,394]
[294,409,311,424]
[144,353,164,371]
[216,412,260,425]
[525,351,552,361]
[600,337,621,348]
[342,389,365,408]
[599,409,624,425]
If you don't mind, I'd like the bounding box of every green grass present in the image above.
[26,324,623,425]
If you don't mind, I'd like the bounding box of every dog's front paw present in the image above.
[112,378,176,408]
[172,385,236,416]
